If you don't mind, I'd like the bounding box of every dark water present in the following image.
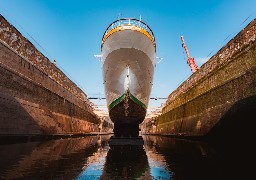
[0,135,252,180]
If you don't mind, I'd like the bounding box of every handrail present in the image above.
[102,18,155,44]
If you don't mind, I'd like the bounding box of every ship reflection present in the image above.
[78,137,173,179]
[98,136,174,179]
[100,144,150,179]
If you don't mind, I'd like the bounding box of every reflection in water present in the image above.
[145,145,174,179]
[76,136,109,179]
[143,136,218,180]
[101,145,150,179]
[0,135,249,179]
[0,135,111,180]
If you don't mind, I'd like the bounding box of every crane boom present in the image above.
[181,36,198,73]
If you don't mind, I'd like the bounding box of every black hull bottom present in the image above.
[108,136,144,145]
[109,91,147,137]
[113,123,140,137]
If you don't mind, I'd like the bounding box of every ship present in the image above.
[101,18,156,137]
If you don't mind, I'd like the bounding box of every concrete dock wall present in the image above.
[0,15,102,135]
[143,18,256,137]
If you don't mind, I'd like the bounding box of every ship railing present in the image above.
[102,18,155,43]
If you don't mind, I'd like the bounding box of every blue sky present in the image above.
[0,0,255,113]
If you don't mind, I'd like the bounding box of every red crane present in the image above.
[180,36,198,73]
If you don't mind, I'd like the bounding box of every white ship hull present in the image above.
[101,19,156,136]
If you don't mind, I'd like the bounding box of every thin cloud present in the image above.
[195,57,209,66]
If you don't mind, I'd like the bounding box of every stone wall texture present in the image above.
[144,18,256,136]
[0,15,102,135]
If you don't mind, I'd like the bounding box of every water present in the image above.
[0,135,251,180]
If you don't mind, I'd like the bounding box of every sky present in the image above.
[0,0,255,115]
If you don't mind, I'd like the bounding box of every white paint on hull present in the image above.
[102,26,155,115]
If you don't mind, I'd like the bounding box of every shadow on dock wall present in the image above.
[0,88,99,135]
[0,92,44,134]
[204,95,256,180]
[206,95,256,142]
[0,64,99,135]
